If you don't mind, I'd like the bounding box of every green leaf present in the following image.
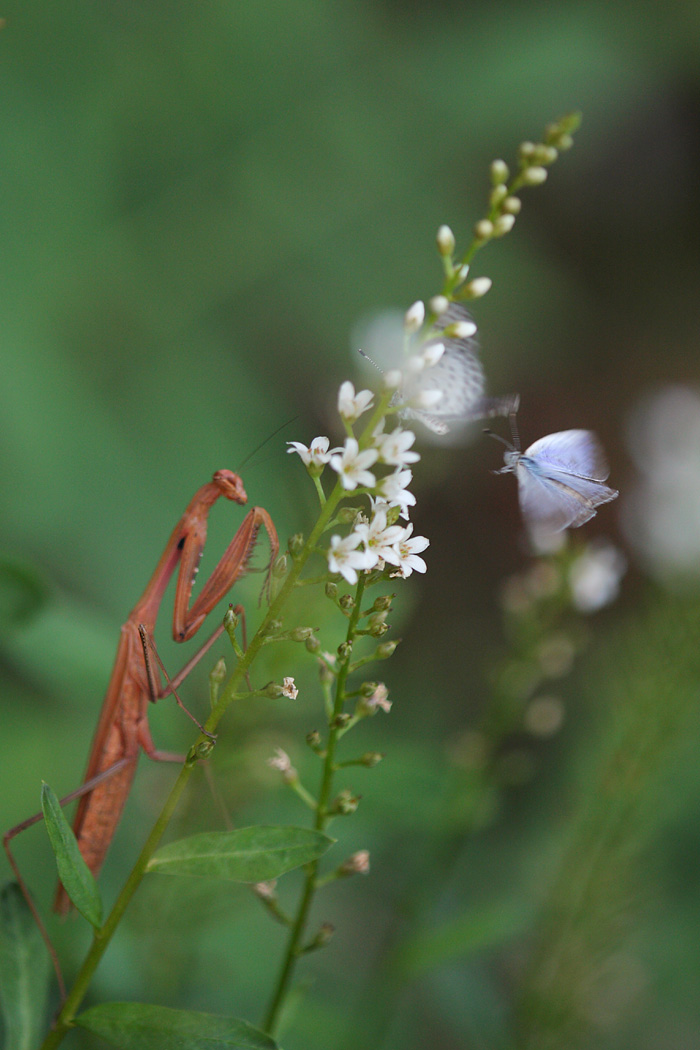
[0,556,49,628]
[0,883,50,1050]
[75,1003,280,1049]
[146,826,333,882]
[41,782,103,928]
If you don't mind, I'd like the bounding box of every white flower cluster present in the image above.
[287,381,430,585]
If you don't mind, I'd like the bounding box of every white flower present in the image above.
[569,541,626,613]
[282,677,299,699]
[374,426,420,468]
[383,369,403,390]
[268,748,293,774]
[404,300,425,333]
[375,469,416,517]
[354,508,405,566]
[329,437,378,491]
[286,436,336,468]
[328,533,376,584]
[390,523,429,577]
[338,381,374,423]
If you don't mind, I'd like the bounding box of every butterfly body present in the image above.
[499,429,618,533]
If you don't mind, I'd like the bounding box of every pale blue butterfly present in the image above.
[493,421,618,532]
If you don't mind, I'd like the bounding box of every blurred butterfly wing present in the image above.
[540,467,619,509]
[515,462,599,531]
[399,304,517,432]
[523,430,610,481]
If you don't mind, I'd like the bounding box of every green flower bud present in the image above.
[502,196,522,215]
[360,752,384,767]
[339,594,355,612]
[372,594,393,612]
[332,789,359,815]
[368,621,389,638]
[336,506,360,525]
[325,581,339,600]
[360,681,379,698]
[289,626,315,641]
[331,712,352,730]
[376,639,399,659]
[223,606,239,632]
[288,533,305,557]
[305,634,321,654]
[337,640,353,661]
[306,729,323,751]
[489,184,508,208]
[209,657,226,685]
[272,553,289,578]
[263,681,285,699]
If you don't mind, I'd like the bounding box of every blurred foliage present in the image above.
[1,2,699,1048]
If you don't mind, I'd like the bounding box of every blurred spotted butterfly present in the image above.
[493,420,618,533]
[397,304,518,434]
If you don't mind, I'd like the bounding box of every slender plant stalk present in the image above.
[263,575,366,1036]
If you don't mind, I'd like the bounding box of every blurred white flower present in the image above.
[622,385,700,582]
[282,677,299,699]
[569,541,627,612]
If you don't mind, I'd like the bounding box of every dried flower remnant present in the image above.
[282,677,299,700]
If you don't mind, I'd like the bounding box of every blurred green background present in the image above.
[2,2,700,1048]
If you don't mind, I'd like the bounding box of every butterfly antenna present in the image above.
[483,428,513,450]
[508,404,521,452]
[358,348,384,374]
[237,415,301,470]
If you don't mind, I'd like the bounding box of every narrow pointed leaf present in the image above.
[0,883,50,1050]
[75,1002,280,1049]
[41,783,103,928]
[397,898,533,978]
[146,826,333,882]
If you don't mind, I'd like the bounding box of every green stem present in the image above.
[263,575,366,1036]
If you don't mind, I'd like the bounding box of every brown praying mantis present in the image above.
[4,469,278,987]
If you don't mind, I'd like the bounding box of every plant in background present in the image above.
[0,113,616,1050]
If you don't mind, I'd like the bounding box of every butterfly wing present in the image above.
[400,304,516,432]
[515,430,618,533]
[515,461,601,531]
[523,430,610,481]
